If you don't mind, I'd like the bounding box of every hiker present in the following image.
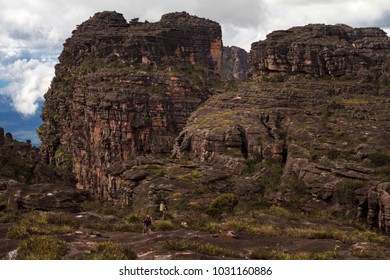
[143,214,152,235]
[159,201,168,220]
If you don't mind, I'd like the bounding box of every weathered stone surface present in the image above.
[33,11,390,233]
[39,11,223,203]
[222,46,250,79]
[172,76,390,230]
[0,128,4,145]
[250,24,390,78]
[122,170,150,181]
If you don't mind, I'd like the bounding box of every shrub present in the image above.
[80,241,137,260]
[17,236,68,260]
[368,152,390,167]
[162,241,239,258]
[351,245,384,259]
[205,207,223,219]
[327,102,345,110]
[266,205,300,220]
[250,247,341,260]
[226,219,249,232]
[209,193,238,213]
[242,159,262,174]
[250,248,295,260]
[54,148,73,171]
[46,212,80,228]
[327,149,341,160]
[333,180,364,206]
[126,213,142,224]
[202,222,223,234]
[7,211,78,239]
[154,220,175,231]
[374,166,390,182]
[259,159,283,190]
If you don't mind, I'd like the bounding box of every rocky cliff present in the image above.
[250,24,390,80]
[38,13,390,233]
[221,46,250,79]
[0,129,88,212]
[39,11,223,202]
[174,25,390,233]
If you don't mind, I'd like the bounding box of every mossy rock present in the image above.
[54,148,73,171]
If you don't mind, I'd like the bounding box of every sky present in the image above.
[0,0,389,145]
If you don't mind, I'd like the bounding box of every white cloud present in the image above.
[262,0,390,32]
[0,0,389,118]
[0,58,55,116]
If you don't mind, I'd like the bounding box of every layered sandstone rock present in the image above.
[39,11,223,202]
[250,24,390,78]
[173,77,390,228]
[37,13,390,234]
[221,46,250,79]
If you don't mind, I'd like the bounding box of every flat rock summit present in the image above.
[1,11,390,260]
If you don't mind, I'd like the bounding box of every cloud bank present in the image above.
[0,0,389,117]
[0,59,55,116]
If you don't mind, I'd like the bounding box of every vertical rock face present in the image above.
[173,24,390,232]
[0,128,4,145]
[250,24,390,78]
[221,46,250,79]
[39,11,222,202]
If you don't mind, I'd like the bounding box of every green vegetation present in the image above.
[341,98,369,105]
[366,152,390,181]
[17,236,68,260]
[153,220,175,231]
[351,245,385,259]
[77,241,137,260]
[258,158,284,190]
[242,159,262,174]
[0,155,34,183]
[374,166,390,182]
[368,152,390,167]
[261,73,289,83]
[333,180,364,207]
[194,110,235,129]
[327,149,341,160]
[250,247,340,260]
[54,148,73,171]
[7,212,79,239]
[206,193,239,218]
[175,169,203,183]
[163,241,240,258]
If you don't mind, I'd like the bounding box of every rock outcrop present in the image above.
[221,46,250,79]
[0,128,4,145]
[250,24,390,78]
[0,180,89,212]
[173,25,390,229]
[0,127,87,212]
[39,11,223,202]
[37,12,390,233]
[173,76,390,229]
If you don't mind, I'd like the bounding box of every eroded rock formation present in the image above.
[222,46,250,79]
[37,12,390,233]
[39,11,223,202]
[250,24,390,78]
[0,127,87,212]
